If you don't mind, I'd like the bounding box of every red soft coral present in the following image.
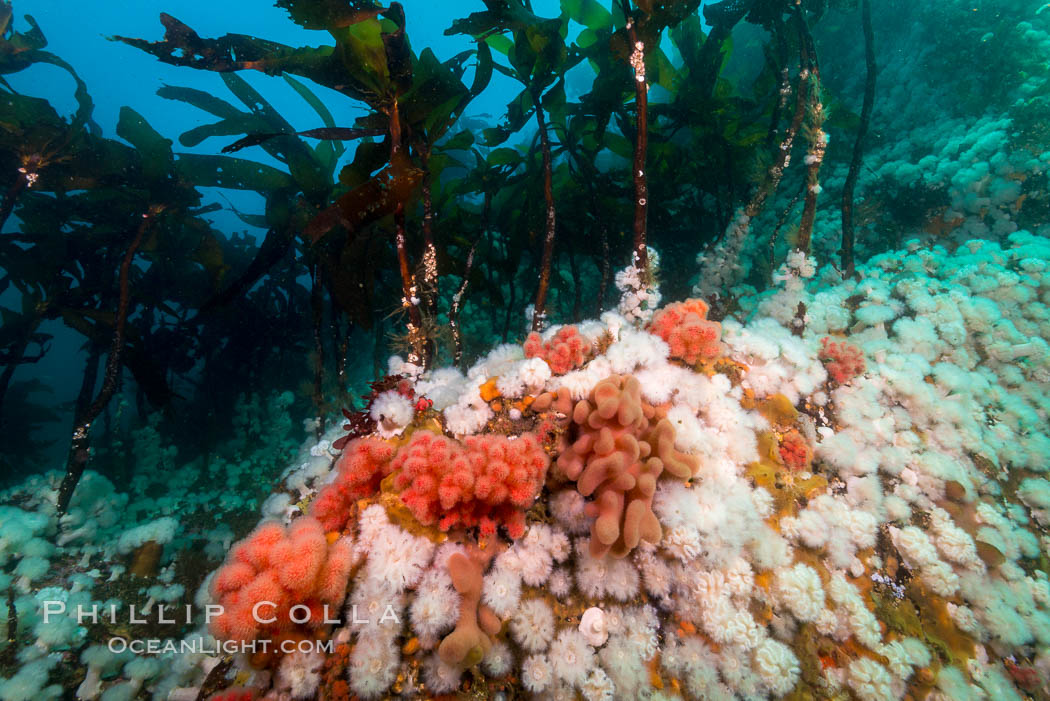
[393,430,549,538]
[819,337,866,384]
[309,437,397,532]
[524,325,588,374]
[1004,659,1044,694]
[557,375,699,558]
[210,516,353,644]
[778,428,813,471]
[208,690,254,701]
[648,299,722,364]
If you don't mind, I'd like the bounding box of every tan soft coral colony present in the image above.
[557,375,700,557]
[438,548,501,668]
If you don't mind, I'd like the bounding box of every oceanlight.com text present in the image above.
[107,637,336,656]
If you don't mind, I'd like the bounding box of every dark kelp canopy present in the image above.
[2,0,871,481]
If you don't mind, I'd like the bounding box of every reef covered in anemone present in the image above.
[193,234,1050,700]
[4,233,1050,700]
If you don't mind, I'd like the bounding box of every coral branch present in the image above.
[438,548,500,668]
[648,299,722,365]
[524,325,589,375]
[557,375,699,557]
[310,437,398,532]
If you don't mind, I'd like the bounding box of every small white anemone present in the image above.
[579,607,609,647]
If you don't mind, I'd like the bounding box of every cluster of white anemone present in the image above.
[5,226,1050,701]
[142,231,1050,701]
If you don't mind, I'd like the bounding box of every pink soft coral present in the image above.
[393,430,549,538]
[524,325,588,374]
[819,337,866,384]
[557,375,700,558]
[210,517,354,644]
[648,299,722,364]
[778,428,813,471]
[310,437,397,532]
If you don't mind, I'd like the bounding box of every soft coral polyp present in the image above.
[393,430,549,538]
[524,325,588,374]
[777,428,813,471]
[309,437,397,533]
[648,298,722,364]
[210,516,353,644]
[819,336,866,384]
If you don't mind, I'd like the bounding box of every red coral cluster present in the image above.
[819,337,866,384]
[524,325,588,374]
[393,430,549,538]
[208,690,254,701]
[333,375,416,450]
[648,298,722,364]
[314,429,549,541]
[210,517,354,644]
[1004,658,1044,694]
[778,428,813,471]
[319,642,353,701]
[310,437,397,532]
